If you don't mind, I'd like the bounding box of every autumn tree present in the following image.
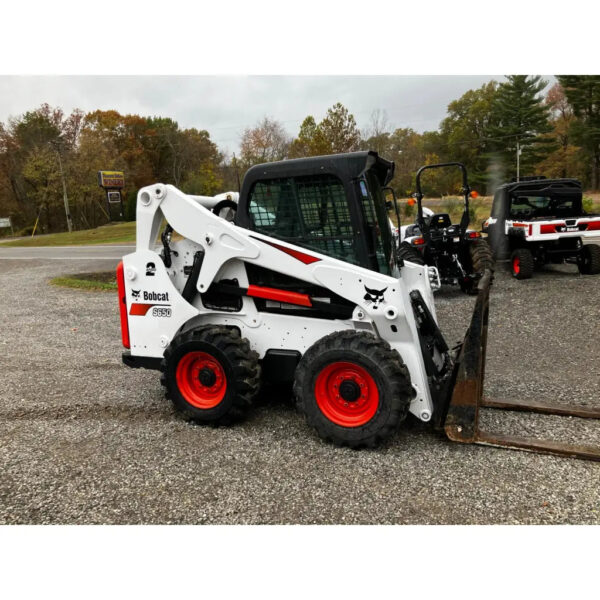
[362,109,391,155]
[239,117,291,169]
[536,83,587,181]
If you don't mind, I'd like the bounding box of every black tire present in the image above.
[469,239,495,273]
[212,199,237,221]
[293,331,413,448]
[459,239,494,295]
[397,241,425,266]
[510,248,534,280]
[161,325,260,425]
[578,244,600,275]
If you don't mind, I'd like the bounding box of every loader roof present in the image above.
[241,151,395,189]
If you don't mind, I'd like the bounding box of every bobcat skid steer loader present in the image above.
[117,151,600,460]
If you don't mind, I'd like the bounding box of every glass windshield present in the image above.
[509,194,582,220]
[248,174,360,266]
[362,171,393,274]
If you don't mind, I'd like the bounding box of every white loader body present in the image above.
[120,183,442,422]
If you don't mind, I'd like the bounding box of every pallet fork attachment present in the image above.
[443,269,600,461]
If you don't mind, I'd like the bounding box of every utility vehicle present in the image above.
[483,176,600,279]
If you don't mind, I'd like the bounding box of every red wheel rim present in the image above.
[314,361,379,427]
[512,256,520,275]
[176,351,227,409]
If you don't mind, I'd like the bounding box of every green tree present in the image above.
[439,81,499,189]
[289,116,329,157]
[556,75,600,189]
[487,75,553,180]
[319,103,361,154]
[289,103,361,158]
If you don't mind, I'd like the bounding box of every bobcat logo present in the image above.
[131,289,141,299]
[363,285,387,309]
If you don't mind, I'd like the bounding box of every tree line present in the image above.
[1,75,599,235]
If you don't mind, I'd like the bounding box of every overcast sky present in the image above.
[0,75,554,155]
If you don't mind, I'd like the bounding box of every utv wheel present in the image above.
[511,248,534,280]
[578,244,600,275]
[161,326,261,425]
[397,242,425,266]
[294,331,413,448]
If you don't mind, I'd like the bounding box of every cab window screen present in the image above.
[248,174,359,264]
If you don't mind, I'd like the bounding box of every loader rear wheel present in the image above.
[511,248,534,280]
[578,244,600,275]
[294,331,413,448]
[397,242,425,266]
[161,326,261,425]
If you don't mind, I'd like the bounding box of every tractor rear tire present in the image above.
[459,239,495,295]
[294,331,413,448]
[161,325,261,425]
[397,242,425,266]
[578,244,600,275]
[510,248,534,280]
[470,239,495,273]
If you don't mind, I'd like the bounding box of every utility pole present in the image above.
[51,140,73,233]
[516,139,521,182]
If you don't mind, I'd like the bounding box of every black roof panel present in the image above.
[241,151,395,188]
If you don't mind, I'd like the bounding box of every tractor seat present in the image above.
[404,223,421,238]
[428,213,452,230]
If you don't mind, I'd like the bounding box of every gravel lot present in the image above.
[0,254,599,524]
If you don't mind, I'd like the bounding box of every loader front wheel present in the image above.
[294,331,413,448]
[161,326,261,425]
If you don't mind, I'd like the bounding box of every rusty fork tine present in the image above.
[481,397,600,420]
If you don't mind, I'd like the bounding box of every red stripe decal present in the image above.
[586,221,600,231]
[116,261,130,349]
[129,303,155,316]
[251,236,321,264]
[247,285,312,307]
[540,223,564,234]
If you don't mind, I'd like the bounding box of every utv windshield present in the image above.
[509,194,583,220]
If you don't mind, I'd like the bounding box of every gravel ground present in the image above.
[0,256,599,524]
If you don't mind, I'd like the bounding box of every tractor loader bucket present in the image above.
[443,269,600,461]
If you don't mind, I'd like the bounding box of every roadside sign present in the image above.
[107,190,121,204]
[0,217,11,228]
[98,171,125,189]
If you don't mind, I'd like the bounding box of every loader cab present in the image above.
[235,151,396,275]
